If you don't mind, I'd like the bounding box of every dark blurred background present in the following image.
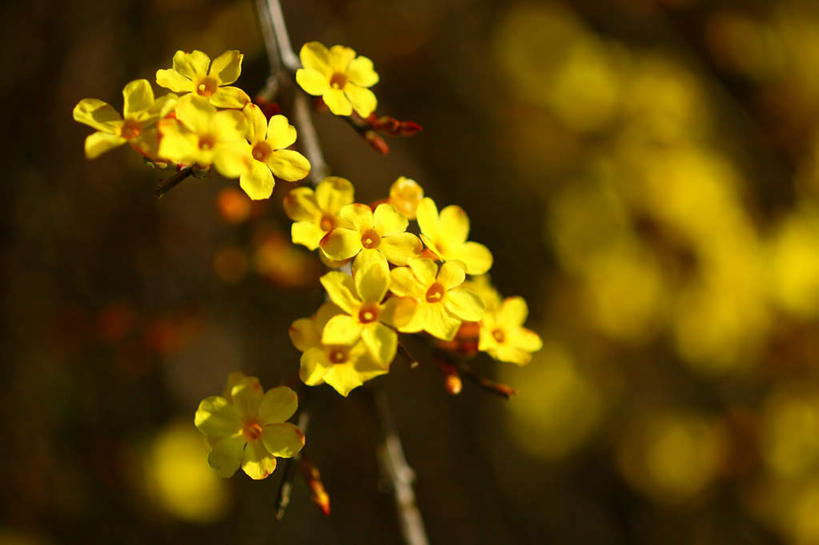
[6,0,819,543]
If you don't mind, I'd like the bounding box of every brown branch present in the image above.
[457,362,516,399]
[154,166,193,198]
[274,408,310,520]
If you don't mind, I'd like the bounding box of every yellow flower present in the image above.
[238,104,311,199]
[73,79,177,159]
[417,197,493,275]
[389,258,485,341]
[320,254,416,364]
[156,50,250,109]
[479,296,542,365]
[289,302,388,396]
[283,177,355,251]
[463,275,502,313]
[194,375,304,480]
[157,95,246,176]
[295,42,379,117]
[389,177,425,219]
[320,203,423,266]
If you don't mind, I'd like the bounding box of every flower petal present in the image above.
[291,221,325,250]
[344,84,377,118]
[84,131,126,159]
[73,98,122,132]
[495,345,534,366]
[267,150,310,181]
[322,88,353,116]
[209,50,243,85]
[208,434,245,478]
[195,395,242,437]
[175,94,215,134]
[438,261,465,290]
[289,317,320,351]
[323,314,364,345]
[439,205,470,246]
[451,241,493,275]
[381,297,418,330]
[214,141,251,179]
[381,233,423,266]
[229,377,265,420]
[320,227,362,261]
[173,50,211,80]
[259,386,298,424]
[300,347,331,385]
[444,287,485,322]
[509,327,543,353]
[266,114,297,149]
[210,86,251,109]
[322,363,365,397]
[239,160,275,200]
[389,267,423,298]
[241,439,277,480]
[340,203,374,232]
[424,304,462,341]
[415,198,440,240]
[299,42,332,76]
[210,110,246,142]
[347,56,379,87]
[498,296,529,327]
[243,103,268,143]
[355,252,390,303]
[295,68,330,96]
[284,188,320,221]
[155,69,193,93]
[408,257,437,286]
[320,271,361,314]
[315,177,354,213]
[362,322,397,365]
[329,45,356,72]
[157,118,198,164]
[122,79,155,119]
[261,423,305,458]
[373,203,407,236]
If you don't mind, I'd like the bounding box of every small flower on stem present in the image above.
[479,297,543,365]
[417,197,494,275]
[156,50,250,109]
[283,177,355,251]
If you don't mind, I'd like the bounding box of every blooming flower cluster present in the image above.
[285,176,543,396]
[73,50,311,200]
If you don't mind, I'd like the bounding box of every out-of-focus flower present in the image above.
[289,302,388,396]
[320,203,422,266]
[237,104,310,200]
[479,296,542,365]
[73,79,177,159]
[216,187,252,223]
[194,375,304,480]
[296,41,379,117]
[389,258,484,341]
[389,177,424,219]
[156,50,250,108]
[320,254,415,363]
[416,198,493,275]
[283,177,355,251]
[463,275,502,313]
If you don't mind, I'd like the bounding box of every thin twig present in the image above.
[155,166,193,198]
[457,363,516,399]
[275,408,310,520]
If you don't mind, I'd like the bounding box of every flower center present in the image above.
[425,282,445,303]
[330,72,347,89]
[358,303,379,324]
[319,214,336,232]
[361,229,381,249]
[196,76,219,97]
[252,141,272,162]
[242,420,263,441]
[198,135,215,150]
[120,119,142,140]
[492,328,506,344]
[328,346,349,364]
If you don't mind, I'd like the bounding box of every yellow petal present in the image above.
[373,203,407,236]
[267,150,310,181]
[355,252,390,303]
[381,296,418,330]
[209,50,243,85]
[283,187,320,221]
[320,271,361,314]
[444,287,485,322]
[84,131,126,159]
[315,177,355,213]
[258,386,298,424]
[289,317,320,351]
[157,118,198,164]
[73,98,122,132]
[195,395,242,437]
[439,205,470,246]
[173,50,210,80]
[347,56,379,87]
[438,261,465,290]
[498,296,528,327]
[214,141,252,179]
[323,314,364,345]
[243,103,268,143]
[389,267,424,298]
[299,41,332,75]
[451,241,493,275]
[380,233,423,266]
[211,110,246,142]
[239,160,275,200]
[295,68,330,96]
[317,302,343,329]
[300,347,331,385]
[266,114,297,149]
[424,304,462,341]
[408,257,438,286]
[122,79,155,119]
[344,84,377,118]
[340,203,375,232]
[261,423,305,457]
[321,228,362,261]
[176,94,215,134]
[322,88,352,116]
[141,93,178,125]
[362,322,397,364]
[291,221,325,250]
[510,327,542,353]
[329,45,356,72]
[155,68,193,93]
[419,233,443,260]
[495,345,534,366]
[210,86,251,109]
[416,198,440,239]
[241,440,277,480]
[208,434,245,478]
[230,376,264,420]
